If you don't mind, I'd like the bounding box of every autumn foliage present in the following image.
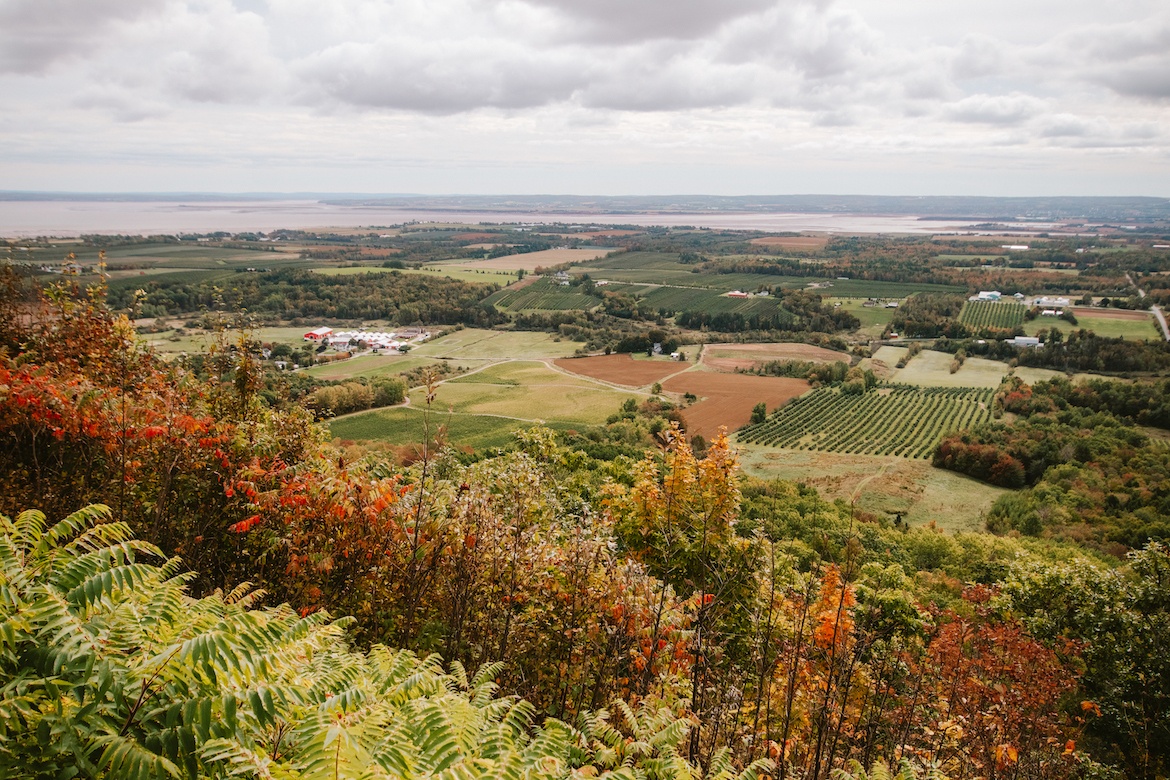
[0,271,1149,779]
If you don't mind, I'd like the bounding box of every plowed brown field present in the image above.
[554,355,687,387]
[701,342,848,373]
[662,372,809,440]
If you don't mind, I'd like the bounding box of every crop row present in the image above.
[959,300,1026,329]
[484,284,601,311]
[738,385,994,458]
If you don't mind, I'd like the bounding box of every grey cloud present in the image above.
[946,93,1044,125]
[812,110,856,127]
[71,85,169,122]
[295,40,587,113]
[950,35,1006,80]
[1039,115,1092,138]
[1102,65,1170,100]
[1033,16,1170,102]
[0,0,164,74]
[577,53,759,111]
[516,0,778,43]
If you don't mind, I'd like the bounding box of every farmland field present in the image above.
[314,265,516,285]
[748,236,829,249]
[554,354,689,387]
[660,372,810,440]
[737,446,1008,532]
[412,329,585,360]
[813,279,964,298]
[861,347,1060,388]
[637,287,796,322]
[328,407,577,450]
[483,279,601,311]
[450,247,616,271]
[1024,309,1159,340]
[959,300,1026,329]
[303,354,442,381]
[140,325,328,355]
[738,385,995,459]
[827,298,896,334]
[406,364,638,425]
[448,360,599,389]
[700,342,849,372]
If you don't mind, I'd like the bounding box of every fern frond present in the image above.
[94,732,183,779]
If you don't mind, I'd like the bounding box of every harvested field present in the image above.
[701,342,849,373]
[554,354,687,387]
[749,236,829,249]
[662,372,809,440]
[1072,307,1149,320]
[452,247,615,271]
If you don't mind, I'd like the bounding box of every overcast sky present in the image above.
[1,0,1168,196]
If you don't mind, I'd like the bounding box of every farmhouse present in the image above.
[726,290,750,299]
[1041,309,1062,317]
[1035,296,1071,308]
[971,291,1002,301]
[303,327,333,341]
[1009,336,1042,348]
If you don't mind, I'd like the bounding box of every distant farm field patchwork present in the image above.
[452,247,616,271]
[738,385,995,459]
[748,236,830,249]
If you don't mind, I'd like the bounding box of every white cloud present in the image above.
[0,0,1168,193]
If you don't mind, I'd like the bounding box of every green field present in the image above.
[329,407,577,450]
[485,281,602,311]
[1025,311,1159,340]
[739,385,995,459]
[411,364,636,425]
[737,445,1008,532]
[816,279,964,298]
[412,329,585,360]
[303,354,442,381]
[828,298,896,335]
[447,360,597,388]
[577,252,962,297]
[959,300,1026,329]
[315,265,518,285]
[140,325,323,355]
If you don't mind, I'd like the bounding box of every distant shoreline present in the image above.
[2,194,1167,239]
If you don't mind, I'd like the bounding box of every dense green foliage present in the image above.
[0,504,756,780]
[108,268,506,326]
[934,379,1170,550]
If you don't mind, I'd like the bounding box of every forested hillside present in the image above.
[3,272,1170,779]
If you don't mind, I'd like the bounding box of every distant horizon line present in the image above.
[2,191,1169,201]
